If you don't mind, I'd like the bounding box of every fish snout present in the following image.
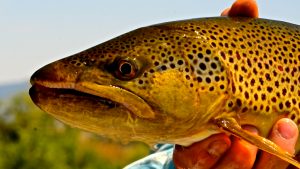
[30,60,82,88]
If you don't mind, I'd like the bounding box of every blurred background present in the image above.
[0,0,299,168]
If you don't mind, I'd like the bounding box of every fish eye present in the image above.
[114,58,137,80]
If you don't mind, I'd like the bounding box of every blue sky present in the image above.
[1,0,299,84]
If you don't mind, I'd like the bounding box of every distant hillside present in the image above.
[0,81,29,100]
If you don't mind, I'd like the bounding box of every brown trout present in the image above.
[29,17,300,167]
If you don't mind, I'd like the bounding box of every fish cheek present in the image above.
[145,70,200,119]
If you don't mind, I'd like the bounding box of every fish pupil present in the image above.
[120,62,132,75]
[114,59,137,80]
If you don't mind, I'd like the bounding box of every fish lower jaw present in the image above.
[172,130,220,146]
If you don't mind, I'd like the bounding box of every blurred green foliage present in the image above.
[0,93,150,169]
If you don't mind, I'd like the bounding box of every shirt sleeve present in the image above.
[124,144,175,169]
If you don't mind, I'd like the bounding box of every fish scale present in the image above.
[30,17,300,167]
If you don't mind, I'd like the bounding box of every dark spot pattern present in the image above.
[64,17,300,126]
[121,18,300,126]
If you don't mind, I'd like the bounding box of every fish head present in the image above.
[29,25,219,144]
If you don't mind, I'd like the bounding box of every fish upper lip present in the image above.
[31,80,76,89]
[74,81,155,119]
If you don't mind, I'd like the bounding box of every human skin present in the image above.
[221,0,259,18]
[173,1,299,168]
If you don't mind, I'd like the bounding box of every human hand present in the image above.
[173,118,298,169]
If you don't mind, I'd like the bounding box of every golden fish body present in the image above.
[30,17,300,167]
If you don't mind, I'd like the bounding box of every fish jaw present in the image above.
[29,84,138,142]
[29,55,156,141]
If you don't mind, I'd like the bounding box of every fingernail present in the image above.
[277,119,297,139]
[208,140,229,157]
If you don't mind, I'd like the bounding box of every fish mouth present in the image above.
[29,84,118,109]
[30,80,155,119]
[29,82,134,138]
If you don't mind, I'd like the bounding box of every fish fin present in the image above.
[214,117,300,168]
